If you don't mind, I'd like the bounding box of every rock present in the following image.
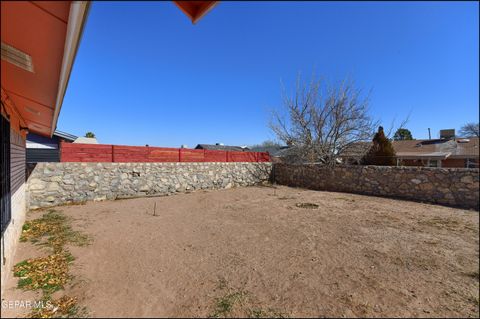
[50,175,62,182]
[139,184,150,192]
[63,179,75,185]
[47,182,60,191]
[460,175,473,183]
[29,179,46,190]
[94,195,107,202]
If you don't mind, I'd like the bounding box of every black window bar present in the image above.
[1,112,11,235]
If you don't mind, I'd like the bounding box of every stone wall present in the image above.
[25,162,479,210]
[274,164,479,210]
[27,162,272,209]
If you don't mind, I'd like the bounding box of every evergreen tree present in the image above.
[393,128,413,141]
[363,126,396,166]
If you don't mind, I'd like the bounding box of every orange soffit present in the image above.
[173,1,218,24]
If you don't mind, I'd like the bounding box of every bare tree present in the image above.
[269,74,378,166]
[459,122,479,138]
[384,112,411,139]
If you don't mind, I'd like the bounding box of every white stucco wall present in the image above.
[1,183,27,298]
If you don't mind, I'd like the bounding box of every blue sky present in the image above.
[58,1,479,147]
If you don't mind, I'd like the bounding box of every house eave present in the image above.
[50,1,90,136]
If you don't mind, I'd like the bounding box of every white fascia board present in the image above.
[50,1,91,137]
[26,141,58,149]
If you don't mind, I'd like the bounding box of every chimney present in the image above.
[439,129,455,140]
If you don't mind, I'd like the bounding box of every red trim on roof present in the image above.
[173,1,219,24]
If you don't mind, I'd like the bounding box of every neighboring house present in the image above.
[393,137,479,168]
[195,143,250,152]
[26,130,77,163]
[73,136,99,144]
[341,130,479,168]
[1,1,90,295]
[338,142,371,165]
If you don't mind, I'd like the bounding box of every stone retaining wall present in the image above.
[274,164,479,210]
[27,162,272,209]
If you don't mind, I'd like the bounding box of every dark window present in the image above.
[427,159,438,168]
[466,158,478,168]
[1,113,12,235]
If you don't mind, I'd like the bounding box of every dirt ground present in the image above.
[2,186,479,318]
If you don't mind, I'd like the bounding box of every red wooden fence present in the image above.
[60,142,271,163]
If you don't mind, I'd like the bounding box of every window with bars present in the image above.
[1,112,11,235]
[466,158,478,168]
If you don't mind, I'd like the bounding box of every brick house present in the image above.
[341,131,479,168]
[392,137,479,168]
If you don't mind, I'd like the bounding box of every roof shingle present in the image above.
[195,144,249,151]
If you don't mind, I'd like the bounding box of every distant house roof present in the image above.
[341,138,479,159]
[269,146,292,157]
[195,144,250,151]
[340,142,371,158]
[249,145,291,157]
[27,130,78,149]
[73,137,99,144]
[54,130,77,142]
[393,138,479,158]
